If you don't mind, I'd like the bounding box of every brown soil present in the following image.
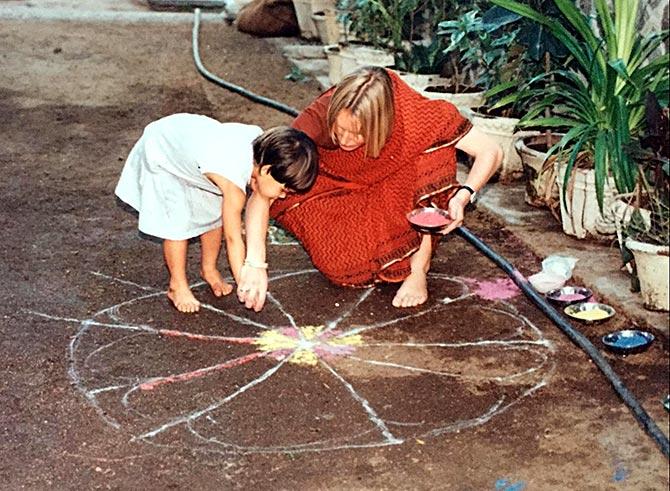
[0,3,668,489]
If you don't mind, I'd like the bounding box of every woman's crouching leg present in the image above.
[391,234,432,308]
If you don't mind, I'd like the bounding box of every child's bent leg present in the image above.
[200,227,233,297]
[392,234,432,308]
[164,239,201,313]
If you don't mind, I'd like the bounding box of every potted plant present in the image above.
[393,38,451,91]
[492,0,670,238]
[438,7,535,179]
[618,94,670,311]
[483,0,573,198]
[335,0,404,77]
[431,9,494,109]
[332,0,459,86]
[391,0,461,90]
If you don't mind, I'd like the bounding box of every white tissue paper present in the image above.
[528,255,579,293]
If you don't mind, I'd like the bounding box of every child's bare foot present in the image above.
[392,270,428,308]
[201,268,233,297]
[167,284,201,313]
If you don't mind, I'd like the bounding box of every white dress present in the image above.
[115,113,263,240]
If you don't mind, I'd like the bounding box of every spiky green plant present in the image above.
[491,0,669,210]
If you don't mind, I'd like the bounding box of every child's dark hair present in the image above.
[252,126,319,193]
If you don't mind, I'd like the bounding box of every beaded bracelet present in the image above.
[244,259,268,269]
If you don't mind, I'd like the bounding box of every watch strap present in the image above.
[457,185,477,203]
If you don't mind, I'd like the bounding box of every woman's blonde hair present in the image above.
[327,66,394,158]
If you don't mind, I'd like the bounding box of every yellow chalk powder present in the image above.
[254,329,299,351]
[571,308,611,321]
[254,325,363,366]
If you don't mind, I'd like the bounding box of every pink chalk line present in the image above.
[140,351,266,391]
[159,329,257,344]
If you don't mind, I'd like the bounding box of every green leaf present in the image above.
[517,116,579,129]
[593,131,608,210]
[561,132,590,205]
[490,0,591,71]
[484,80,516,98]
[481,6,521,30]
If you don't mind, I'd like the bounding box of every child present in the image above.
[115,113,318,313]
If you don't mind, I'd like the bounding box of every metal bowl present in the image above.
[406,207,452,233]
[546,286,593,307]
[602,329,655,355]
[564,302,615,323]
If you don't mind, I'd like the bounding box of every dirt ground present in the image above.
[0,2,668,489]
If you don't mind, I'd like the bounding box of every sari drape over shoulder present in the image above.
[270,70,472,286]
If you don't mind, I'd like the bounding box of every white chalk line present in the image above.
[348,344,549,383]
[323,287,374,334]
[333,277,475,339]
[134,354,287,441]
[91,271,160,292]
[320,359,402,445]
[266,291,298,331]
[57,268,556,452]
[84,332,145,371]
[199,303,272,330]
[175,428,399,454]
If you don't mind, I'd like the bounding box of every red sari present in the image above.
[270,70,472,286]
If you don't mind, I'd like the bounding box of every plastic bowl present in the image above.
[564,302,615,323]
[406,207,452,233]
[546,286,593,307]
[602,329,655,355]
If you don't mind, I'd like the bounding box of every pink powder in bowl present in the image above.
[407,208,451,228]
[556,293,586,302]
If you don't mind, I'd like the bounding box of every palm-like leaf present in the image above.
[491,0,669,210]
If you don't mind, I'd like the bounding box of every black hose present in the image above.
[456,226,669,458]
[192,9,301,117]
[190,9,670,459]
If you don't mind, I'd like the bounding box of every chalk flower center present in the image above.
[254,325,363,365]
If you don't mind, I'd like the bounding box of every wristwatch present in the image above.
[457,185,478,203]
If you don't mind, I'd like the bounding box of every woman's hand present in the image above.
[237,264,268,312]
[440,189,470,235]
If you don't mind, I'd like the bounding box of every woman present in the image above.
[238,67,502,311]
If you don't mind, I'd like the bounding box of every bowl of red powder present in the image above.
[406,207,452,233]
[545,286,593,307]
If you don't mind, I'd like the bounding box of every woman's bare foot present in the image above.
[392,270,428,308]
[201,268,233,297]
[167,284,201,313]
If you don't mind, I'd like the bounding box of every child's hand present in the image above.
[237,264,268,312]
